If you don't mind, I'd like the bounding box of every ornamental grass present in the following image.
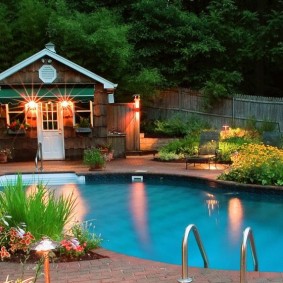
[218,144,283,186]
[0,175,76,240]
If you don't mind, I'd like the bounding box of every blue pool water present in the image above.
[1,173,283,272]
[72,175,283,272]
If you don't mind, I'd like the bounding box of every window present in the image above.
[41,102,58,130]
[5,104,26,127]
[74,101,93,127]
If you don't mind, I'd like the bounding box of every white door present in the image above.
[37,102,65,160]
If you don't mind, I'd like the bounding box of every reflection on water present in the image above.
[129,182,151,250]
[56,184,88,225]
[228,198,243,243]
[205,193,219,216]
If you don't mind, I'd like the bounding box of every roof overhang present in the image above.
[0,87,94,104]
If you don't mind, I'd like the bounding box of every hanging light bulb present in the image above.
[26,100,37,110]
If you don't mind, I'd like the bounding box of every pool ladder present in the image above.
[240,227,258,283]
[35,142,43,172]
[177,224,209,283]
[177,225,258,283]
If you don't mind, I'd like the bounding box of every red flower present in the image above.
[60,238,85,257]
[0,246,11,260]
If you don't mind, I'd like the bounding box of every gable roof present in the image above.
[0,43,117,89]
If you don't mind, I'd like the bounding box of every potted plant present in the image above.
[7,119,29,135]
[0,148,12,163]
[96,143,114,161]
[75,117,92,134]
[83,147,106,170]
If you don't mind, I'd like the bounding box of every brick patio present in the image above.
[0,156,282,282]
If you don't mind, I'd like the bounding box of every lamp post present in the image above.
[222,125,229,136]
[133,95,140,111]
[133,95,141,151]
[32,238,58,283]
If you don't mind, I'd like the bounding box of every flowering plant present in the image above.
[0,147,13,159]
[76,117,91,128]
[218,143,283,186]
[0,216,35,261]
[0,214,102,263]
[7,120,29,132]
[59,237,86,258]
[59,219,102,258]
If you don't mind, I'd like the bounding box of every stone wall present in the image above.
[139,133,175,152]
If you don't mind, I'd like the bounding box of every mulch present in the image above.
[3,249,108,263]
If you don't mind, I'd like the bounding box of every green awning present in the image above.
[0,87,94,104]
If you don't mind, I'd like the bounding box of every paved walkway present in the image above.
[0,156,283,282]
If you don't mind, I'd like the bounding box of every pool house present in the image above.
[0,43,140,162]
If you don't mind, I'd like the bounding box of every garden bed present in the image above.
[3,249,108,263]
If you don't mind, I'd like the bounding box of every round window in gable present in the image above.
[39,65,57,83]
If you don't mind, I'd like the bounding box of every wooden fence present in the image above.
[107,103,140,151]
[143,88,283,132]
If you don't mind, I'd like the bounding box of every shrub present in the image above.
[156,126,263,163]
[218,144,283,186]
[158,139,185,155]
[154,115,188,137]
[153,114,210,137]
[158,151,184,161]
[157,136,200,161]
[140,119,157,136]
[220,127,260,142]
[218,128,261,163]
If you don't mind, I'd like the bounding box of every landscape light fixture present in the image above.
[133,95,140,111]
[32,238,58,283]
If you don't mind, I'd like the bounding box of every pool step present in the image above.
[0,173,85,186]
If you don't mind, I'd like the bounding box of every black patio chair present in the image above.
[185,131,221,169]
[262,131,283,148]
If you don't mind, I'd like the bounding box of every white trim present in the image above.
[73,101,93,127]
[0,47,117,89]
[90,101,93,126]
[5,104,9,125]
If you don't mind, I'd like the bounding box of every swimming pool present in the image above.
[1,173,283,272]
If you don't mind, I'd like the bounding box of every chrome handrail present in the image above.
[35,142,43,172]
[177,224,209,283]
[240,227,259,283]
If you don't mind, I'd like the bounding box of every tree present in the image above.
[128,0,222,89]
[48,6,132,82]
[0,0,282,101]
[11,0,51,63]
[0,4,14,71]
[256,7,283,97]
[200,0,260,104]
